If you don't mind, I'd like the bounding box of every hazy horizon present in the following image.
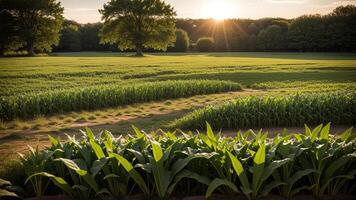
[60,0,356,23]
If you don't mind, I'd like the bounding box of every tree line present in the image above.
[0,0,355,56]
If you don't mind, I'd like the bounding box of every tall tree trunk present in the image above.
[136,44,143,57]
[27,41,35,56]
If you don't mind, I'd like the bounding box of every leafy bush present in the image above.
[172,93,356,130]
[196,37,215,52]
[11,124,356,199]
[0,80,242,120]
[170,29,190,52]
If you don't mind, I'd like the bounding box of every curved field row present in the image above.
[0,80,242,121]
[172,93,356,129]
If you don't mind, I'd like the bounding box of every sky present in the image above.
[59,0,356,23]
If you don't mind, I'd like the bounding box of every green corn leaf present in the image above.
[253,143,266,194]
[261,158,291,182]
[311,124,323,142]
[205,178,239,198]
[323,154,354,182]
[151,141,163,162]
[82,174,100,193]
[228,152,250,192]
[168,170,211,196]
[48,135,59,146]
[260,181,285,198]
[206,122,216,141]
[254,143,265,165]
[90,139,106,159]
[90,158,108,177]
[26,172,73,195]
[85,127,95,140]
[171,153,215,178]
[287,169,316,190]
[305,124,312,136]
[340,127,353,141]
[55,158,87,176]
[110,153,149,195]
[320,123,330,140]
[132,125,144,138]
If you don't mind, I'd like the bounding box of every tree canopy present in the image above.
[99,0,177,56]
[0,0,64,56]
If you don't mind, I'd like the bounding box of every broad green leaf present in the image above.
[85,127,95,140]
[254,143,265,165]
[168,170,211,196]
[205,178,238,198]
[56,158,87,176]
[288,169,316,188]
[261,158,290,182]
[151,141,163,162]
[90,158,108,176]
[48,135,59,146]
[26,172,73,195]
[253,143,266,194]
[260,181,285,198]
[340,127,353,141]
[228,152,250,192]
[311,124,323,142]
[320,123,330,140]
[206,122,216,141]
[132,125,144,138]
[171,153,214,177]
[90,139,106,159]
[111,153,149,195]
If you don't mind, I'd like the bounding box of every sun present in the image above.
[204,0,236,21]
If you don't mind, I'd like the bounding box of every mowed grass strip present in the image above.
[0,80,242,120]
[172,93,356,129]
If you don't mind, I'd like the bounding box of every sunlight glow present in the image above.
[203,0,237,20]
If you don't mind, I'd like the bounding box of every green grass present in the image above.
[1,52,355,97]
[172,93,356,130]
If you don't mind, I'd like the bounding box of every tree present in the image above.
[99,0,177,56]
[0,7,22,56]
[170,29,189,52]
[257,25,286,51]
[0,0,64,56]
[288,15,326,51]
[196,37,215,52]
[56,20,81,52]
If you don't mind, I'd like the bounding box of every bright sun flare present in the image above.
[204,0,236,20]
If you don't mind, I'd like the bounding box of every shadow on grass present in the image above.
[152,71,356,86]
[50,52,356,60]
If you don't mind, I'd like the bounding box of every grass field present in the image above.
[0,52,355,162]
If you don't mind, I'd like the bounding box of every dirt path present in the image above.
[0,90,266,164]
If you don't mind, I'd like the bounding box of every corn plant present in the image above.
[19,145,55,198]
[173,93,356,129]
[0,80,242,121]
[13,124,355,200]
[296,124,356,197]
[116,128,213,199]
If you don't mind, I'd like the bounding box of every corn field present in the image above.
[2,124,355,199]
[172,93,356,130]
[0,80,241,121]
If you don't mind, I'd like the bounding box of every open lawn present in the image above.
[0,52,355,162]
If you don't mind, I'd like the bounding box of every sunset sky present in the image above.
[59,0,356,23]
